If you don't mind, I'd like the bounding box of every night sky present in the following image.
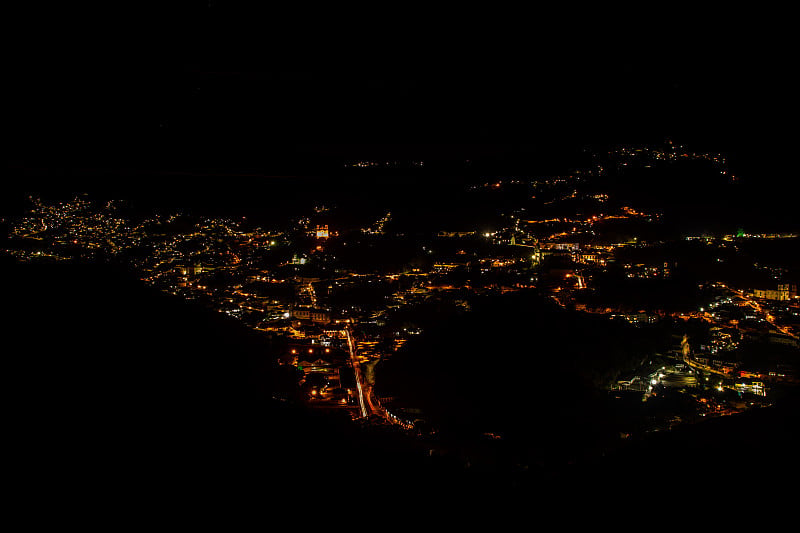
[5,4,794,182]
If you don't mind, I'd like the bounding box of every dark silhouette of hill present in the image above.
[1,262,473,515]
[4,261,798,517]
[569,394,800,504]
[595,158,798,234]
[375,292,670,455]
[374,289,800,507]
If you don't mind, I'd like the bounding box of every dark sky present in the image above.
[5,3,794,180]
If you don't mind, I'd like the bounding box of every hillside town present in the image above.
[4,143,798,439]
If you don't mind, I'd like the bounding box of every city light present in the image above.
[4,136,797,484]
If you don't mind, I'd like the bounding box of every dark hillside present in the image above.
[1,262,452,514]
[375,292,669,450]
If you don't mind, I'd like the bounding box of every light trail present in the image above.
[343,327,413,429]
[344,327,368,418]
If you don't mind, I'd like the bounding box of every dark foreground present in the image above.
[3,260,798,518]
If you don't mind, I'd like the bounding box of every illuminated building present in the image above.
[432,262,467,273]
[553,242,579,252]
[735,381,766,396]
[753,284,789,301]
[292,306,331,324]
[623,312,659,325]
[436,231,476,238]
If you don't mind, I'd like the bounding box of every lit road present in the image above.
[305,283,317,307]
[722,285,798,340]
[682,354,731,377]
[343,327,413,428]
[344,327,368,418]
